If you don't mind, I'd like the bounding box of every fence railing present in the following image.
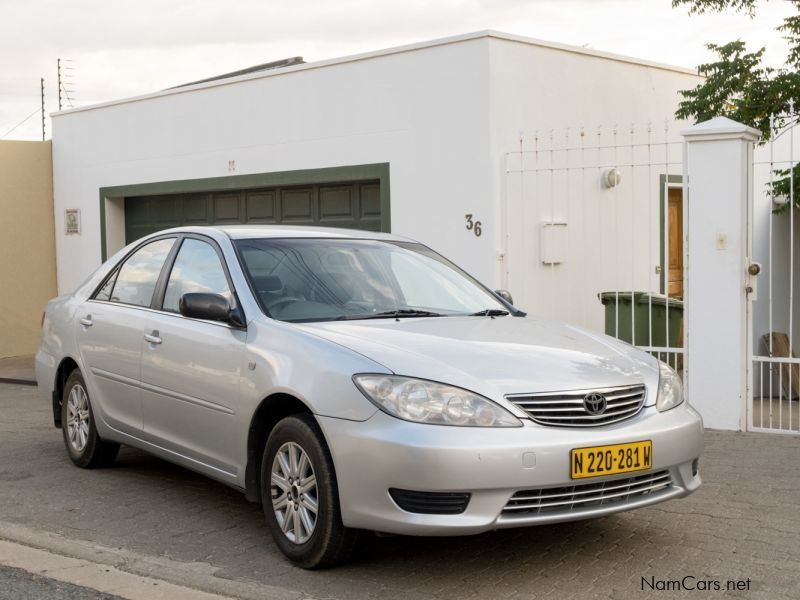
[749,108,799,433]
[503,120,685,372]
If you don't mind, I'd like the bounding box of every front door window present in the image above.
[162,239,231,313]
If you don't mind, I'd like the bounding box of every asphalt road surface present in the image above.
[0,566,123,600]
[1,382,798,599]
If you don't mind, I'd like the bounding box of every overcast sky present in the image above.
[0,0,794,141]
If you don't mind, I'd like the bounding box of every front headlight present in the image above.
[353,375,522,427]
[656,362,684,412]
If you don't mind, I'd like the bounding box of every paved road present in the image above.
[0,566,122,600]
[0,383,798,599]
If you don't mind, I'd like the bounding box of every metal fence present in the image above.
[749,107,800,434]
[503,121,685,371]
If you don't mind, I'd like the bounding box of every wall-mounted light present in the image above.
[602,168,621,188]
[772,193,789,207]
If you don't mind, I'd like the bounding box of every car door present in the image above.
[140,236,247,476]
[77,237,176,436]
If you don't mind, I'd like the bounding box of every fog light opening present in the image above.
[388,488,471,515]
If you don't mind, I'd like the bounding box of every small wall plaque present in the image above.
[65,208,81,235]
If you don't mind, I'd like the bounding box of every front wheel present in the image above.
[62,370,120,468]
[261,414,358,568]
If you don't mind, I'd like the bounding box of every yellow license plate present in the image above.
[570,440,652,479]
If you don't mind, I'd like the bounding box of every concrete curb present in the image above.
[0,521,307,600]
[0,378,37,386]
[0,539,236,600]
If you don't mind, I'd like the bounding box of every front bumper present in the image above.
[319,402,703,535]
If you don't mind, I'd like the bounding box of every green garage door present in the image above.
[124,180,382,244]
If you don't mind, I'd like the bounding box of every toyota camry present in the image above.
[36,225,703,568]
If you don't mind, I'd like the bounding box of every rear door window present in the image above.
[94,272,116,301]
[108,238,175,307]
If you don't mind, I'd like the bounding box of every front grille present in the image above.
[506,384,646,427]
[389,488,471,515]
[502,470,672,516]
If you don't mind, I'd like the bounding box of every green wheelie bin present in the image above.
[598,291,683,367]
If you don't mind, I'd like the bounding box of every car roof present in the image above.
[149,224,414,242]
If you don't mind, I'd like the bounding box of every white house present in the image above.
[49,29,800,433]
[51,31,701,324]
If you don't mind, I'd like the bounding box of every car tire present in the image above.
[61,370,120,468]
[261,414,358,568]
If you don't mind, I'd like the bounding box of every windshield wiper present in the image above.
[337,309,444,321]
[469,309,510,317]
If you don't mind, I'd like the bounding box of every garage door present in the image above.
[124,180,382,244]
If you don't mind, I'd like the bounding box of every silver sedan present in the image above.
[36,225,703,568]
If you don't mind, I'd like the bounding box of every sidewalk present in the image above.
[0,354,36,385]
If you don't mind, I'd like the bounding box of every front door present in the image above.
[140,237,246,476]
[667,187,684,297]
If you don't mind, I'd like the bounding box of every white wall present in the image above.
[52,30,705,329]
[52,37,495,294]
[487,37,701,332]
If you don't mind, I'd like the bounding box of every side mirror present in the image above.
[179,293,245,327]
[495,289,514,305]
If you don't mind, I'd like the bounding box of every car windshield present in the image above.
[234,238,508,322]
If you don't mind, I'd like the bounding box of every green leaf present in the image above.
[675,1,800,200]
[768,163,800,214]
[672,0,757,17]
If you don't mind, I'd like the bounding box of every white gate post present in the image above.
[682,117,760,430]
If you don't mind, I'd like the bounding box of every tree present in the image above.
[673,0,800,208]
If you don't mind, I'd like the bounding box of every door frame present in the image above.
[98,163,391,261]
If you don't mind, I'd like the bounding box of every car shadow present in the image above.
[111,445,631,572]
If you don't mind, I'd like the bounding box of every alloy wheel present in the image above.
[66,384,90,453]
[270,441,318,544]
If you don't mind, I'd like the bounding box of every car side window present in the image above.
[108,238,175,307]
[94,271,117,301]
[162,238,232,313]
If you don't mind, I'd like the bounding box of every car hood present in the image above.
[296,316,659,407]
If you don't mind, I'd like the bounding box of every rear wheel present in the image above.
[261,414,358,568]
[62,370,120,468]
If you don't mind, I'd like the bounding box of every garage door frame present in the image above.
[98,163,390,261]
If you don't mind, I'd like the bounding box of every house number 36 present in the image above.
[465,214,482,237]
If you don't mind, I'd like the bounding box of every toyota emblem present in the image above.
[583,393,607,415]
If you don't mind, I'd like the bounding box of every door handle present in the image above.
[144,331,162,345]
[80,315,93,327]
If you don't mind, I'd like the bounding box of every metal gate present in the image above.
[748,108,800,434]
[502,121,685,371]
